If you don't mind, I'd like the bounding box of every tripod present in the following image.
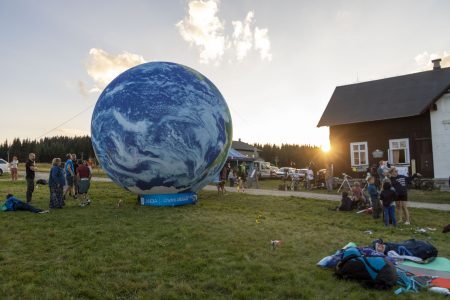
[337,174,352,193]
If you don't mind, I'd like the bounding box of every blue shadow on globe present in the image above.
[91,61,232,206]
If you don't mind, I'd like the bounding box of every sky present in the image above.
[1,0,450,149]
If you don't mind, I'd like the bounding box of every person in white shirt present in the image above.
[306,167,314,190]
[10,156,19,183]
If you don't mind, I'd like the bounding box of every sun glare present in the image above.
[321,143,331,153]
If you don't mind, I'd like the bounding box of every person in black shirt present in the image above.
[390,168,411,225]
[380,181,397,227]
[25,153,37,203]
[337,191,353,211]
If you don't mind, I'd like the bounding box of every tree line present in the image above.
[0,136,327,169]
[255,143,327,169]
[0,136,95,163]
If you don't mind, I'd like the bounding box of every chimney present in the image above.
[432,58,442,70]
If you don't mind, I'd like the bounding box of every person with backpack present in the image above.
[380,181,397,227]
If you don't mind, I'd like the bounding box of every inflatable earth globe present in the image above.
[91,62,232,197]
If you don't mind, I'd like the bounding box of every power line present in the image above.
[34,103,95,140]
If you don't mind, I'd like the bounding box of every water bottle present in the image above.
[429,287,450,296]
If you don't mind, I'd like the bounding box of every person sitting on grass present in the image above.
[380,181,397,227]
[1,194,48,214]
[336,191,353,211]
[77,160,92,207]
[351,181,365,209]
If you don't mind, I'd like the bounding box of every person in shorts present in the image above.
[390,168,410,225]
[77,160,92,207]
[64,154,75,199]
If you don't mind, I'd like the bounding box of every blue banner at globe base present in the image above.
[140,192,198,207]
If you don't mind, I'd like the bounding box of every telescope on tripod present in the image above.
[337,173,352,193]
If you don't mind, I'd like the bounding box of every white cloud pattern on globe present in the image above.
[91,62,232,194]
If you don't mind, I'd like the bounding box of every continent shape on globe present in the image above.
[91,62,232,195]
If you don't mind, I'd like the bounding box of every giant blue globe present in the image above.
[91,62,232,195]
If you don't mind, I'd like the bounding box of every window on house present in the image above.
[350,142,368,166]
[389,138,410,164]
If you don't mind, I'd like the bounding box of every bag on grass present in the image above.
[335,247,397,289]
[373,239,438,261]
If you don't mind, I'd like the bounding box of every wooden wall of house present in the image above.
[328,113,434,178]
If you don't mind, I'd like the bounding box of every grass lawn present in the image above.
[256,179,450,204]
[0,180,449,299]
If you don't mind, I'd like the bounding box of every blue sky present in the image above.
[1,0,450,148]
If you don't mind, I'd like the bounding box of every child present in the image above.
[237,176,245,193]
[367,176,380,219]
[380,181,397,227]
[337,191,353,211]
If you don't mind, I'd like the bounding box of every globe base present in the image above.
[140,192,198,207]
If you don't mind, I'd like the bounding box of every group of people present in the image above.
[1,153,92,214]
[337,162,411,227]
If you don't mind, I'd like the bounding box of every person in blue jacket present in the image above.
[367,176,380,219]
[1,194,48,213]
[49,157,66,209]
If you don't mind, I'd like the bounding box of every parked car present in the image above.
[276,167,296,179]
[0,158,10,176]
[253,161,279,179]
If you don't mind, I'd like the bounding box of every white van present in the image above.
[253,161,277,179]
[0,158,10,176]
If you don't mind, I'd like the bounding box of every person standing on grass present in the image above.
[25,153,37,203]
[49,158,65,209]
[77,160,92,207]
[367,176,380,219]
[72,153,79,196]
[325,162,334,192]
[63,154,75,200]
[380,181,397,227]
[10,155,19,183]
[306,166,314,190]
[390,168,411,225]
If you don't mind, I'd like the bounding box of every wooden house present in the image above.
[318,59,450,179]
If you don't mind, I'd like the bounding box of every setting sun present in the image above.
[321,143,331,153]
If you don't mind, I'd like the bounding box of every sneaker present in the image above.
[38,210,49,214]
[404,221,410,225]
[80,202,86,207]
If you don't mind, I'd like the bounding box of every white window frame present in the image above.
[388,138,410,165]
[350,141,369,167]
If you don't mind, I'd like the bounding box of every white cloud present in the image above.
[86,48,146,92]
[254,27,272,61]
[232,12,254,60]
[415,51,450,70]
[176,0,226,64]
[177,1,272,64]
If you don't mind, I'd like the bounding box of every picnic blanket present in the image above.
[398,257,450,288]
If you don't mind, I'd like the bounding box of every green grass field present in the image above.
[0,180,448,299]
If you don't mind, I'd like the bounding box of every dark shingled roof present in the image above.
[232,140,261,152]
[317,67,450,127]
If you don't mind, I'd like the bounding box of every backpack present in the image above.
[335,247,397,289]
[373,239,438,261]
